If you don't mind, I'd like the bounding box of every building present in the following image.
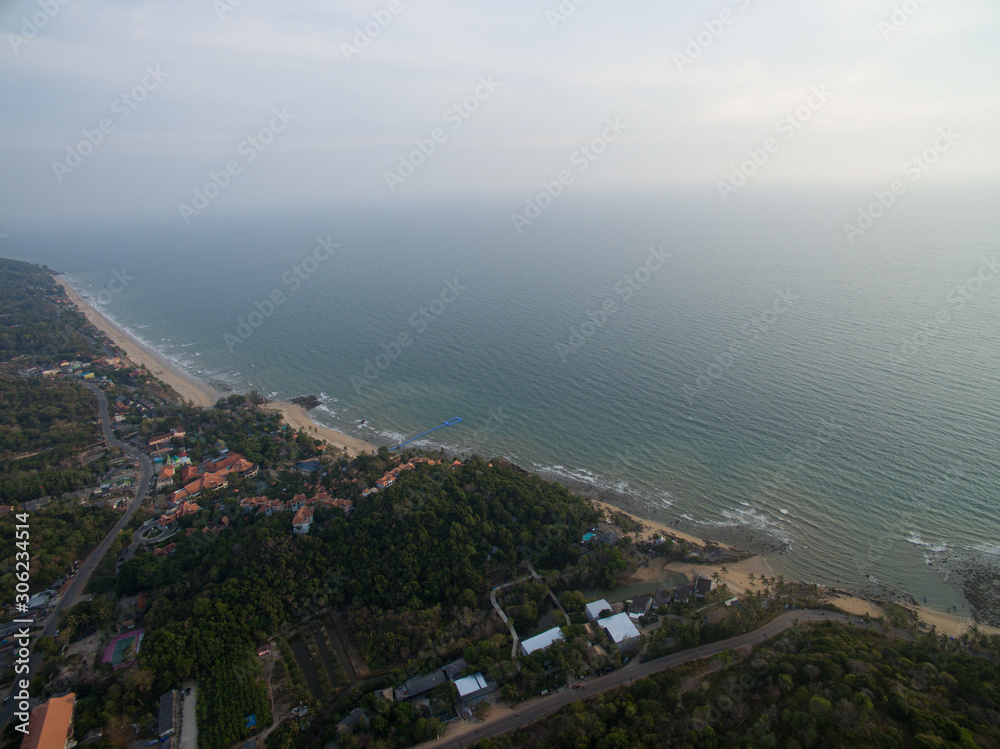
[519,627,565,656]
[292,506,314,535]
[454,673,494,702]
[695,577,714,598]
[21,693,75,749]
[158,690,178,741]
[394,670,446,702]
[599,613,642,652]
[585,599,613,622]
[628,595,652,620]
[157,466,175,491]
[652,588,672,611]
[674,582,695,602]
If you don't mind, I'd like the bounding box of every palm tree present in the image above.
[748,572,756,587]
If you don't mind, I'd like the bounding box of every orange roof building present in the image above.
[21,693,75,749]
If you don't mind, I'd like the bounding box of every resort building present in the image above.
[599,613,641,652]
[22,693,75,749]
[519,627,565,656]
[585,599,614,622]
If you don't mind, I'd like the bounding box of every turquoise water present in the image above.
[10,187,1000,616]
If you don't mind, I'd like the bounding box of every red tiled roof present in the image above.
[292,506,314,526]
[21,693,75,749]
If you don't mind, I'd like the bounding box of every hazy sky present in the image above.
[1,0,998,228]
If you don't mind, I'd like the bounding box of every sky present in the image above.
[0,0,998,229]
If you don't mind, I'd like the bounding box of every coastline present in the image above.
[56,275,378,456]
[56,276,224,409]
[261,402,378,457]
[52,274,992,639]
[588,498,996,639]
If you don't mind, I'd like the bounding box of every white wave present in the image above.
[905,534,948,553]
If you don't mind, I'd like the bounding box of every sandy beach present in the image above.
[589,498,996,639]
[262,402,378,457]
[57,276,378,457]
[56,276,224,409]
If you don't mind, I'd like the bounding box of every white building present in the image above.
[599,613,641,652]
[585,599,614,622]
[454,673,493,702]
[519,627,565,656]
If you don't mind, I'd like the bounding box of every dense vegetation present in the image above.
[0,504,121,597]
[484,623,1000,749]
[114,458,600,747]
[0,257,102,363]
[0,375,104,503]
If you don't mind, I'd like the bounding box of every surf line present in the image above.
[391,417,463,450]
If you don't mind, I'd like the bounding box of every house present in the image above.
[375,474,395,490]
[394,671,446,702]
[292,506,314,535]
[157,466,175,491]
[674,582,695,602]
[152,543,177,557]
[170,427,186,439]
[585,599,614,622]
[441,658,467,681]
[21,693,75,749]
[599,613,642,652]
[628,595,652,620]
[652,588,672,611]
[454,673,494,703]
[695,577,713,599]
[336,708,369,736]
[158,690,178,739]
[519,627,565,656]
[596,531,619,546]
[148,433,175,449]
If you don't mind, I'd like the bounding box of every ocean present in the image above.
[9,185,1000,617]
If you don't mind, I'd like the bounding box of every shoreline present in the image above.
[56,275,378,456]
[52,276,993,638]
[587,498,996,639]
[261,402,378,457]
[56,276,224,409]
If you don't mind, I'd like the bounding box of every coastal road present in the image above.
[427,610,857,748]
[0,382,152,730]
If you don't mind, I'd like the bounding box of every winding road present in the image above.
[0,381,152,730]
[427,609,862,748]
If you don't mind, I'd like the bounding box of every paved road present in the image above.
[0,382,152,730]
[428,610,858,748]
